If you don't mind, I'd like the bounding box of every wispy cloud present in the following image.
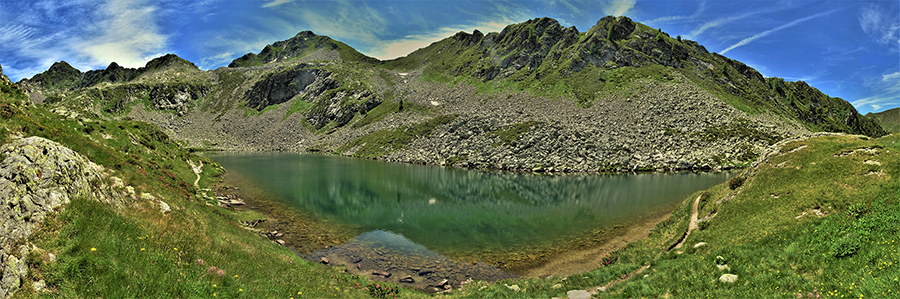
[721,8,841,55]
[859,3,900,52]
[687,10,760,39]
[644,2,705,24]
[550,0,582,16]
[299,0,387,46]
[262,0,294,8]
[852,71,900,112]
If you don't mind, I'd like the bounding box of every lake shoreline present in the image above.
[212,161,705,283]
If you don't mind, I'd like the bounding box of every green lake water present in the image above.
[206,152,734,257]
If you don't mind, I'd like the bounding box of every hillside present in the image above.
[3,14,899,298]
[0,65,379,298]
[4,61,898,298]
[17,16,886,173]
[866,107,900,134]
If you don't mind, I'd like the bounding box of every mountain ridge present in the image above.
[866,107,900,134]
[14,15,888,172]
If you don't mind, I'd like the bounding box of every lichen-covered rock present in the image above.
[0,136,129,298]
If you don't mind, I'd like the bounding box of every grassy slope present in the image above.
[1,83,393,298]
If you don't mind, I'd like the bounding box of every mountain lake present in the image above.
[205,152,736,288]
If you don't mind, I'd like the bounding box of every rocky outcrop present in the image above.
[0,65,12,85]
[148,83,210,113]
[245,63,381,129]
[0,136,131,298]
[246,65,335,110]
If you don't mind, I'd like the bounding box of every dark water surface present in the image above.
[206,152,734,282]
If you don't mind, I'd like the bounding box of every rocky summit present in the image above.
[17,16,887,172]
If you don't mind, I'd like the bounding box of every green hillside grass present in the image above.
[0,84,398,298]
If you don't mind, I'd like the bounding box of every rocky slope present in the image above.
[16,16,886,172]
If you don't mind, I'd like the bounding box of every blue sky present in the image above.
[1,0,898,113]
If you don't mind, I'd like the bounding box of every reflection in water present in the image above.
[305,230,514,288]
[207,152,735,256]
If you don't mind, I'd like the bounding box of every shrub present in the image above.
[728,177,745,190]
[830,234,861,258]
[698,221,710,230]
[365,282,399,298]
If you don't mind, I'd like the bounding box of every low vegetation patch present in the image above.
[338,114,458,158]
[487,121,541,146]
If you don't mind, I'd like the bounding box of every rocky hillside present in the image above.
[16,16,887,172]
[866,107,900,134]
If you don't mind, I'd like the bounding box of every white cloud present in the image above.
[859,3,900,51]
[74,0,169,68]
[721,8,840,55]
[687,10,759,39]
[644,1,705,24]
[262,0,294,8]
[602,0,636,17]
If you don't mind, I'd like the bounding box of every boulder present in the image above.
[567,289,591,299]
[719,274,738,283]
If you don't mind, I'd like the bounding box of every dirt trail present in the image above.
[585,194,702,294]
[674,194,702,249]
[188,159,203,188]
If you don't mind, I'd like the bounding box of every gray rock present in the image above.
[719,274,738,283]
[567,289,591,299]
[0,137,130,298]
[32,280,46,292]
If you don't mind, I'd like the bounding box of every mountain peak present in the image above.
[48,61,80,74]
[143,53,197,71]
[228,31,375,67]
[293,30,319,39]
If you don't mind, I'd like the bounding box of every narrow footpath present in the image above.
[583,194,702,295]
